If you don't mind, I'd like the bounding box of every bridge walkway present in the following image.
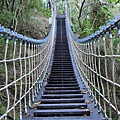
[22,15,103,120]
[0,3,120,119]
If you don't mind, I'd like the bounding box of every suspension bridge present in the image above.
[0,4,120,120]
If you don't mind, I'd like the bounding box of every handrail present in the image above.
[0,6,56,120]
[0,9,56,45]
[65,3,120,120]
[67,15,120,43]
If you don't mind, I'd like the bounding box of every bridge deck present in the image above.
[23,15,103,120]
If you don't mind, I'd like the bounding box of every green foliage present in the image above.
[0,0,51,30]
[27,2,39,9]
[113,38,120,62]
[101,5,112,19]
[115,57,120,62]
[57,1,64,14]
[0,36,5,51]
[113,38,120,46]
[113,38,120,53]
[0,10,14,27]
[90,3,112,33]
[26,0,44,11]
[81,28,93,36]
[80,19,93,37]
[0,100,19,119]
[108,0,120,4]
[68,0,116,38]
[43,9,51,17]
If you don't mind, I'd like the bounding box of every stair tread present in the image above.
[44,90,81,94]
[49,76,76,78]
[41,98,85,103]
[44,90,81,92]
[53,61,71,62]
[51,67,73,68]
[46,85,79,87]
[47,81,77,83]
[35,109,89,112]
[44,89,81,91]
[52,64,73,65]
[51,70,74,73]
[45,85,79,87]
[50,73,74,75]
[48,78,77,80]
[51,70,73,71]
[46,83,78,85]
[48,78,76,80]
[42,94,83,96]
[37,103,87,107]
[37,105,87,110]
[34,109,90,117]
[45,87,80,90]
[47,79,77,83]
[42,95,83,99]
[34,117,92,120]
[47,80,77,82]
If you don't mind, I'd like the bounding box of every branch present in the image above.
[75,3,80,9]
[12,0,23,31]
[5,0,10,11]
[12,0,15,11]
[78,0,86,19]
[83,1,110,9]
[82,10,94,19]
[91,16,97,29]
[83,2,100,9]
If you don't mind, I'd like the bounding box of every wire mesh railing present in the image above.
[66,4,120,120]
[0,7,56,120]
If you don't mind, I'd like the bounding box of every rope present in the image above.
[65,3,120,119]
[0,6,56,120]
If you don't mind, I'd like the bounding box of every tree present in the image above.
[67,0,119,38]
[0,0,50,32]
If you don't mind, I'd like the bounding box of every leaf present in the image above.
[90,110,93,113]
[31,104,36,109]
[35,101,41,105]
[25,113,30,116]
[113,38,120,46]
[30,101,41,109]
[86,100,90,104]
[81,89,87,94]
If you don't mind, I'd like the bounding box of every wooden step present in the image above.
[42,94,83,99]
[45,86,80,90]
[47,81,77,84]
[37,103,87,109]
[41,98,85,104]
[34,109,90,117]
[43,90,81,94]
[34,117,92,120]
[45,83,79,87]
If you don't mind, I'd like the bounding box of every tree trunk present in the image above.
[5,0,10,11]
[78,0,86,28]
